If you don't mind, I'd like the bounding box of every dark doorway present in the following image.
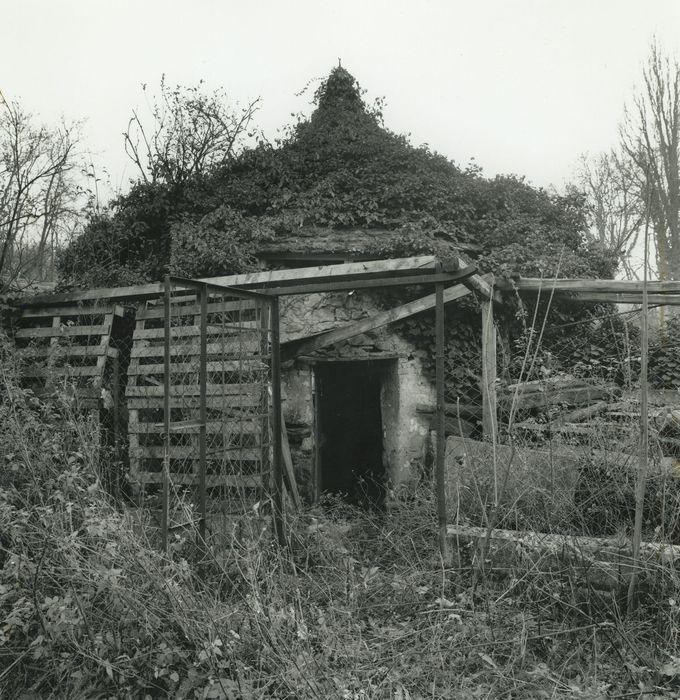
[315,361,387,507]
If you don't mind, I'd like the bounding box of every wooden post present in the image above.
[628,202,651,610]
[481,295,497,443]
[198,284,207,544]
[270,296,285,546]
[281,404,301,510]
[161,276,171,554]
[435,271,451,565]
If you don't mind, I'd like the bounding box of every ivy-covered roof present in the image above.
[60,66,617,287]
[255,226,482,260]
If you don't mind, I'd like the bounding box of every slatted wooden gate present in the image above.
[14,302,122,434]
[126,277,279,545]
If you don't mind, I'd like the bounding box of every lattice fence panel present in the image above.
[127,287,273,522]
[14,302,123,417]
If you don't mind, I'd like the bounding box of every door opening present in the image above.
[315,360,388,507]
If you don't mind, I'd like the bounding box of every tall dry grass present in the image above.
[3,330,680,698]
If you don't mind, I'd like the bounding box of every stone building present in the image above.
[255,229,450,505]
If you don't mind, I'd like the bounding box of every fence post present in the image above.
[161,275,171,554]
[198,283,207,544]
[435,269,451,565]
[270,296,285,546]
[481,294,497,443]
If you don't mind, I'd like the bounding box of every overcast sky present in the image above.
[2,0,680,199]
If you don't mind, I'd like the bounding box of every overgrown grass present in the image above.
[3,338,680,698]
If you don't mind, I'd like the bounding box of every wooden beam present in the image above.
[208,255,438,289]
[549,292,680,306]
[23,256,439,306]
[284,276,493,358]
[453,256,501,302]
[248,267,477,297]
[481,294,497,441]
[447,525,680,590]
[497,277,680,295]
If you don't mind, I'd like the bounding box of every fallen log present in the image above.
[503,377,594,394]
[447,524,680,590]
[500,377,618,412]
[448,436,677,479]
[556,400,612,424]
[501,385,615,411]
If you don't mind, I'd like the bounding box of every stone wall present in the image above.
[279,291,435,498]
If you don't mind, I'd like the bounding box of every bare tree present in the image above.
[621,40,680,281]
[575,149,644,278]
[0,96,82,290]
[124,77,260,187]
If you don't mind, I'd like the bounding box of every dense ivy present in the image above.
[57,66,624,408]
[59,66,615,288]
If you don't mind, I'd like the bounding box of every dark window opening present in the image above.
[315,361,387,508]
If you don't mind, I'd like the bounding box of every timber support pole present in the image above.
[435,263,451,566]
[270,296,285,546]
[481,284,497,442]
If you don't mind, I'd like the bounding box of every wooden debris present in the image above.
[500,377,616,411]
[281,407,301,510]
[447,524,680,590]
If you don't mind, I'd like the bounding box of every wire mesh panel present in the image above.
[444,294,680,594]
[126,278,275,544]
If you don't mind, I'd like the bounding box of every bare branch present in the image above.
[122,80,260,187]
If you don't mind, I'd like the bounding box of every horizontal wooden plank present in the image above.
[128,420,262,434]
[19,345,119,358]
[447,525,680,590]
[500,385,614,410]
[15,324,111,339]
[133,323,261,340]
[514,420,638,436]
[259,266,477,296]
[127,360,268,375]
[125,395,265,409]
[126,383,262,398]
[496,277,680,296]
[22,364,105,378]
[136,299,258,320]
[29,386,101,398]
[207,256,439,290]
[23,256,439,305]
[20,304,123,318]
[551,292,680,306]
[132,472,263,488]
[130,341,262,359]
[132,446,262,460]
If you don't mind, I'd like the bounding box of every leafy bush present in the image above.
[169,205,274,279]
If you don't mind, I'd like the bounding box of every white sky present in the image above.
[2,0,680,198]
